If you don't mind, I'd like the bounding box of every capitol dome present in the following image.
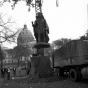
[17,24,34,46]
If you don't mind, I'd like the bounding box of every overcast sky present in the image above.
[0,0,88,48]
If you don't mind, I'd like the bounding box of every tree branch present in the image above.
[0,35,17,44]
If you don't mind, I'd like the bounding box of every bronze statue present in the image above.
[32,12,49,43]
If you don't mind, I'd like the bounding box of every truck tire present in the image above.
[69,68,82,82]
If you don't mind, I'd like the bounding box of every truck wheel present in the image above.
[69,68,82,82]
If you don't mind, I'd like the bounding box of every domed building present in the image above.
[17,24,35,46]
[17,24,36,54]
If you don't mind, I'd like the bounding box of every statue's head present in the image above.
[36,12,44,20]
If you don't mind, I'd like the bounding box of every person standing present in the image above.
[1,67,4,78]
[13,68,16,76]
[26,66,30,76]
[18,66,21,76]
[26,62,31,76]
[4,68,7,77]
[7,68,10,80]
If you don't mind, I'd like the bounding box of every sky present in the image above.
[0,0,88,48]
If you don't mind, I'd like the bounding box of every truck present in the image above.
[52,39,88,81]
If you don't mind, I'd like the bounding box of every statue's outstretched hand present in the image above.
[32,21,34,27]
[31,21,33,25]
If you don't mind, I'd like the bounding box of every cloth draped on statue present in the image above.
[30,56,53,78]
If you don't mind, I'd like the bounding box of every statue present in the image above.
[32,12,49,43]
[30,13,53,79]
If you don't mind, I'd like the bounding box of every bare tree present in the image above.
[0,13,20,44]
[1,0,58,11]
[0,0,34,12]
